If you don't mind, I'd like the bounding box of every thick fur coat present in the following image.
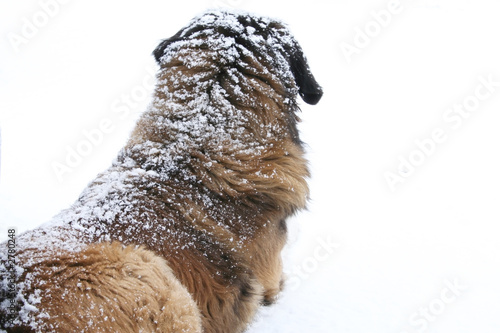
[0,10,322,333]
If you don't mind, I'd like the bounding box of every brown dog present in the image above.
[0,10,322,333]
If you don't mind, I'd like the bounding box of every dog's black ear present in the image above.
[153,38,176,64]
[289,46,323,105]
[153,30,185,64]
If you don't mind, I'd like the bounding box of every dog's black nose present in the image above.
[300,88,323,105]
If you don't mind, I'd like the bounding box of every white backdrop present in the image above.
[1,0,499,332]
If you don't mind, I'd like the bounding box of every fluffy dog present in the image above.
[0,9,322,333]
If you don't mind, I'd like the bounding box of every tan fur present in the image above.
[14,243,202,332]
[0,10,321,333]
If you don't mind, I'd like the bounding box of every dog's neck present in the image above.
[115,61,309,215]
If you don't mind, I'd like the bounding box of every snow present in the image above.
[1,1,500,332]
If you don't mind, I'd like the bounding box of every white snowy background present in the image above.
[1,0,500,332]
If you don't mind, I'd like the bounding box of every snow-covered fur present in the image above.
[0,9,322,333]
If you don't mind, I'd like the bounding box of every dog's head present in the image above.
[153,10,323,106]
[127,10,320,202]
